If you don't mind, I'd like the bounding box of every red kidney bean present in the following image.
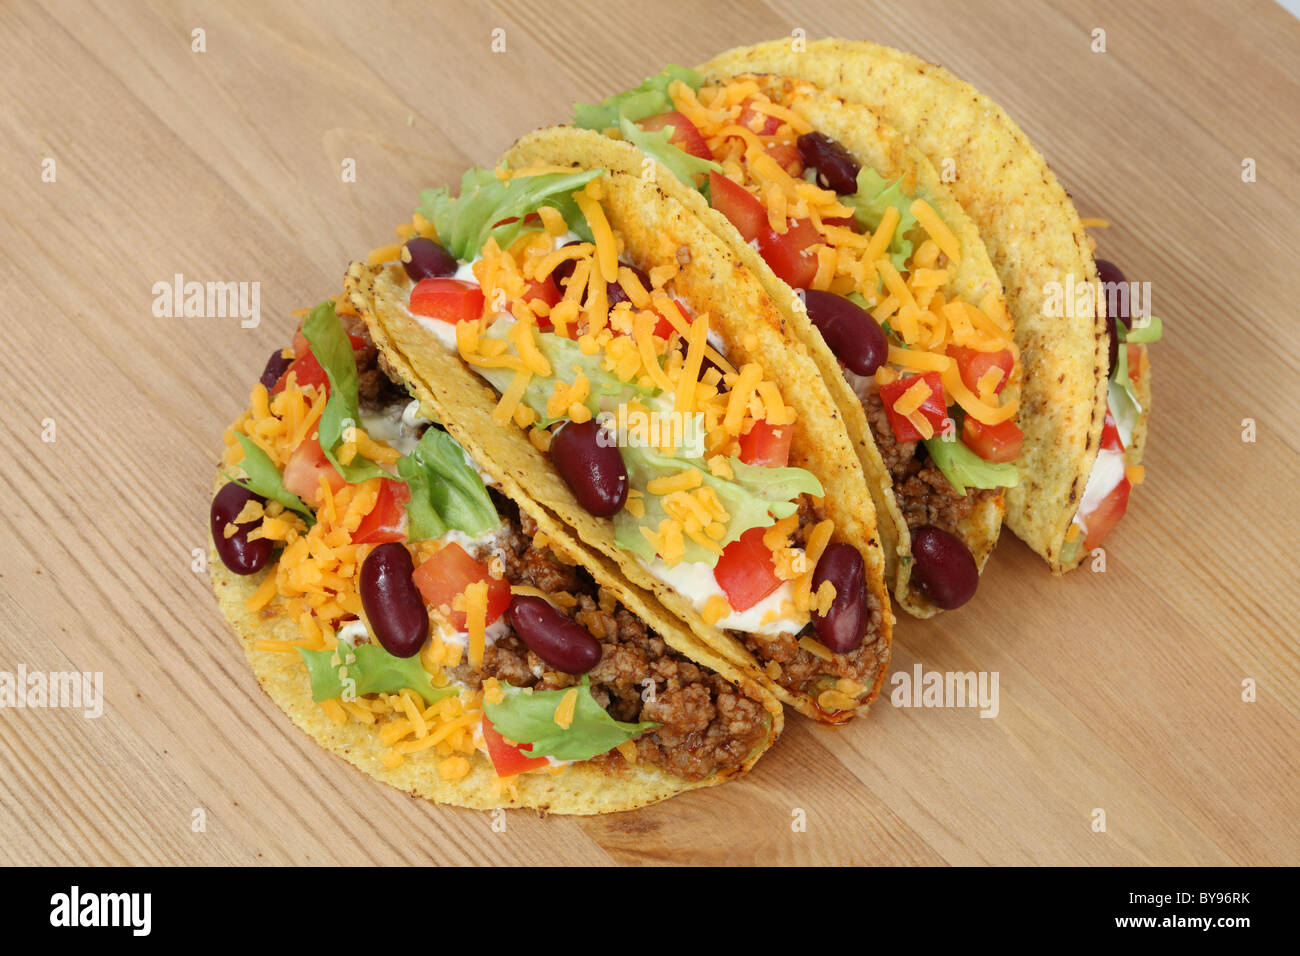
[810,543,868,653]
[507,595,602,674]
[910,525,978,610]
[360,543,428,657]
[259,349,292,389]
[1095,259,1130,330]
[549,239,586,291]
[549,419,628,517]
[797,131,861,194]
[803,290,887,376]
[1096,258,1127,374]
[211,483,274,575]
[401,237,457,281]
[606,262,652,307]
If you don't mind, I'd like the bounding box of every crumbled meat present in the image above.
[462,494,768,780]
[862,392,995,535]
[343,310,408,410]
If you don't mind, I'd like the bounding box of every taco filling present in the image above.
[573,68,1026,608]
[1060,258,1162,563]
[212,299,773,785]
[361,166,887,717]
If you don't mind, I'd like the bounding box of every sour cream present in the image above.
[1071,382,1140,534]
[640,556,809,637]
[360,398,429,458]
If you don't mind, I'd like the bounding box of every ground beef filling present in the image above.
[862,392,997,534]
[729,499,886,706]
[349,327,768,782]
[451,500,769,781]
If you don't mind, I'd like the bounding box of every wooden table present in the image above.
[2,0,1296,866]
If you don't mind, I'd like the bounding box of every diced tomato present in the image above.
[639,110,713,161]
[1082,477,1131,551]
[737,98,781,136]
[481,716,549,776]
[738,420,793,467]
[412,542,511,631]
[877,371,949,443]
[1100,407,1125,453]
[709,172,768,243]
[962,417,1023,463]
[714,527,783,614]
[350,479,411,545]
[821,215,858,232]
[272,331,328,395]
[765,141,803,177]
[949,346,1015,397]
[409,278,485,325]
[1127,343,1145,386]
[756,218,821,290]
[283,434,346,509]
[515,275,562,332]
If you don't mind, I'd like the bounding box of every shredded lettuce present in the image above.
[923,434,1020,495]
[842,168,921,272]
[617,116,720,185]
[297,638,457,706]
[572,64,704,130]
[614,444,823,567]
[1121,313,1163,344]
[483,677,657,762]
[475,326,651,427]
[226,433,314,524]
[415,167,601,262]
[396,427,499,540]
[300,301,388,483]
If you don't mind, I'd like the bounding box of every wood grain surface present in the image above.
[1,0,1297,866]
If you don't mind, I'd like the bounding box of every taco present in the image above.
[346,160,894,722]
[208,295,783,815]
[698,39,1162,572]
[560,66,1024,615]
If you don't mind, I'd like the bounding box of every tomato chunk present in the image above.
[765,141,803,177]
[877,371,949,443]
[283,434,346,509]
[709,172,768,243]
[481,716,549,776]
[949,346,1014,397]
[756,218,821,290]
[412,542,511,631]
[351,479,411,545]
[1099,407,1125,453]
[1082,477,1131,551]
[962,417,1023,463]
[714,527,783,613]
[738,420,793,467]
[639,110,713,160]
[737,98,781,136]
[410,278,485,325]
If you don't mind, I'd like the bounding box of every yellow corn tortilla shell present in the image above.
[520,91,1008,617]
[348,160,893,721]
[210,417,781,815]
[700,39,1153,573]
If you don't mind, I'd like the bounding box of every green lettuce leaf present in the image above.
[842,168,921,272]
[415,167,601,262]
[1122,313,1163,344]
[300,301,387,483]
[297,638,457,706]
[226,433,314,524]
[923,434,1021,495]
[476,326,652,427]
[396,426,499,540]
[572,64,704,131]
[618,116,720,185]
[614,444,823,567]
[483,676,657,762]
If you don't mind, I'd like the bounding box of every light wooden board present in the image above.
[1,0,1297,865]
